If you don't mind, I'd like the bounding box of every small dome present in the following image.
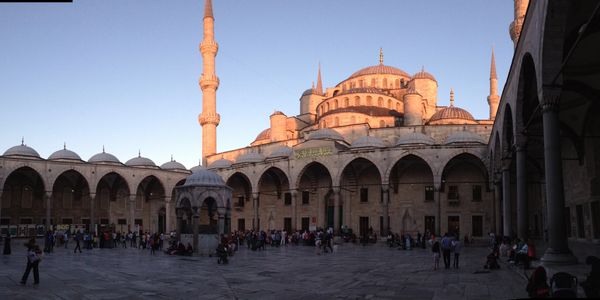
[125,155,156,167]
[183,169,226,187]
[208,158,233,169]
[267,146,293,158]
[337,87,388,97]
[444,131,487,145]
[307,128,346,143]
[235,152,265,164]
[254,128,271,142]
[302,88,316,96]
[412,68,437,82]
[348,64,410,80]
[428,106,475,124]
[270,111,285,117]
[395,132,436,146]
[48,147,82,161]
[89,150,121,164]
[161,160,187,171]
[404,86,421,96]
[351,136,386,149]
[190,164,206,173]
[3,143,41,158]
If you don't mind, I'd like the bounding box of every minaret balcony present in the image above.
[200,74,220,90]
[200,40,219,54]
[198,112,221,126]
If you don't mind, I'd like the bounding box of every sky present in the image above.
[0,0,515,169]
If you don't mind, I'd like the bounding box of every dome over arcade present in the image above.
[125,152,157,167]
[48,144,82,161]
[350,136,386,149]
[427,90,475,124]
[267,146,293,159]
[183,168,227,187]
[395,132,436,146]
[307,128,346,143]
[160,157,187,171]
[88,148,121,164]
[3,140,41,158]
[444,131,487,145]
[235,152,265,164]
[208,158,233,169]
[254,128,271,142]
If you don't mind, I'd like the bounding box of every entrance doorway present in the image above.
[424,216,435,235]
[448,216,460,237]
[359,216,369,237]
[158,207,166,233]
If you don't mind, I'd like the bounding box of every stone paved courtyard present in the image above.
[0,240,530,299]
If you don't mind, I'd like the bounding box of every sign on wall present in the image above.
[294,147,333,159]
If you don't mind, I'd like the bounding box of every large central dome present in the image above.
[347,64,411,80]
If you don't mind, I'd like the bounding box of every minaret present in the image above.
[509,0,529,47]
[487,48,500,120]
[315,63,323,95]
[198,0,220,166]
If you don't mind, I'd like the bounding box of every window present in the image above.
[238,219,245,231]
[592,202,600,239]
[472,185,482,202]
[284,217,292,233]
[62,218,73,225]
[134,219,143,226]
[388,99,392,108]
[565,207,572,237]
[284,193,292,206]
[302,191,310,205]
[360,188,369,203]
[334,99,338,109]
[424,216,435,234]
[0,218,10,225]
[81,218,90,225]
[367,96,372,106]
[344,98,349,107]
[359,216,369,236]
[448,186,459,200]
[355,97,360,106]
[237,196,244,207]
[100,218,109,225]
[382,78,388,88]
[472,216,483,237]
[378,97,383,107]
[576,205,585,238]
[395,79,400,88]
[425,186,434,201]
[371,78,376,86]
[118,219,126,225]
[301,217,310,231]
[20,218,33,225]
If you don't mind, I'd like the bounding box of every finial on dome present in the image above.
[421,65,425,72]
[21,137,24,146]
[64,142,66,150]
[450,89,455,107]
[379,48,384,65]
[171,154,174,162]
[204,0,213,19]
[311,81,315,90]
[138,150,141,158]
[102,145,105,153]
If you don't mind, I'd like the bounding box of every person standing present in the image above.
[20,238,42,285]
[451,239,462,269]
[73,232,82,253]
[432,240,441,270]
[63,231,69,249]
[441,233,452,269]
[3,233,11,255]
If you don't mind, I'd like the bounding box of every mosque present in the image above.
[0,0,598,263]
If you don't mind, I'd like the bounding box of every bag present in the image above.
[27,250,41,263]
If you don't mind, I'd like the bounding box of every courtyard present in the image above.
[1,240,530,300]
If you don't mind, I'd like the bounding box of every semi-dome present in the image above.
[183,168,226,187]
[89,149,121,164]
[350,136,386,149]
[428,106,475,124]
[444,131,487,144]
[347,64,410,80]
[125,154,156,167]
[235,152,265,164]
[337,87,388,97]
[160,159,187,171]
[48,146,82,161]
[3,142,41,158]
[395,132,436,146]
[412,68,437,82]
[267,146,293,158]
[208,158,233,169]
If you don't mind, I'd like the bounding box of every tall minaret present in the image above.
[487,48,500,120]
[315,63,323,95]
[509,0,529,47]
[198,0,220,166]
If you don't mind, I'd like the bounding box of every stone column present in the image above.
[333,187,341,234]
[434,179,442,235]
[516,138,529,241]
[165,196,172,233]
[493,179,502,234]
[176,213,182,241]
[192,212,199,254]
[89,193,96,233]
[381,185,389,237]
[252,193,259,230]
[45,191,52,230]
[502,166,512,237]
[128,195,136,232]
[218,215,225,235]
[290,191,297,231]
[540,87,576,264]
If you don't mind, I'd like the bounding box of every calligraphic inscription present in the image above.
[294,147,333,159]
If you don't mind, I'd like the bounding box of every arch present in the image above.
[388,99,392,109]
[344,97,349,107]
[1,166,47,226]
[503,103,515,155]
[257,166,291,198]
[1,164,48,192]
[378,97,383,107]
[366,96,372,106]
[295,161,333,191]
[387,154,434,194]
[338,157,383,188]
[50,169,91,224]
[334,99,339,109]
[354,96,361,106]
[326,102,330,112]
[226,171,252,204]
[384,152,437,182]
[383,78,388,88]
[441,153,490,190]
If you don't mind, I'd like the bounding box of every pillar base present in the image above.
[540,248,578,265]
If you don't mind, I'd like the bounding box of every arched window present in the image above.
[395,79,400,88]
[396,103,401,111]
[366,96,372,106]
[326,103,330,112]
[383,78,388,88]
[334,117,339,126]
[379,120,385,127]
[355,96,360,106]
[378,97,383,107]
[344,98,349,107]
[342,84,347,91]
[359,80,364,88]
[388,99,392,109]
[400,79,405,87]
[334,99,338,109]
[371,78,376,87]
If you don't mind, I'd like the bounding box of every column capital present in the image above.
[332,186,341,194]
[514,134,527,152]
[252,192,259,200]
[128,195,136,202]
[540,86,561,112]
[381,185,390,193]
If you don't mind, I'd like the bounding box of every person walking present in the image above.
[73,232,82,253]
[452,239,462,269]
[63,231,69,249]
[441,233,452,269]
[3,233,11,255]
[432,240,441,270]
[20,238,42,285]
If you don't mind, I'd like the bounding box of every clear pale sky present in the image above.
[0,0,514,169]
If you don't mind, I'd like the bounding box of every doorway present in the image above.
[448,216,460,237]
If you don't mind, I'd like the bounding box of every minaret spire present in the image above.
[316,63,323,95]
[487,47,500,120]
[198,0,220,166]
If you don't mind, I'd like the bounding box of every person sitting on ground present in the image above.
[526,266,550,298]
[581,256,600,298]
[185,243,193,256]
[484,252,500,270]
[499,238,510,257]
